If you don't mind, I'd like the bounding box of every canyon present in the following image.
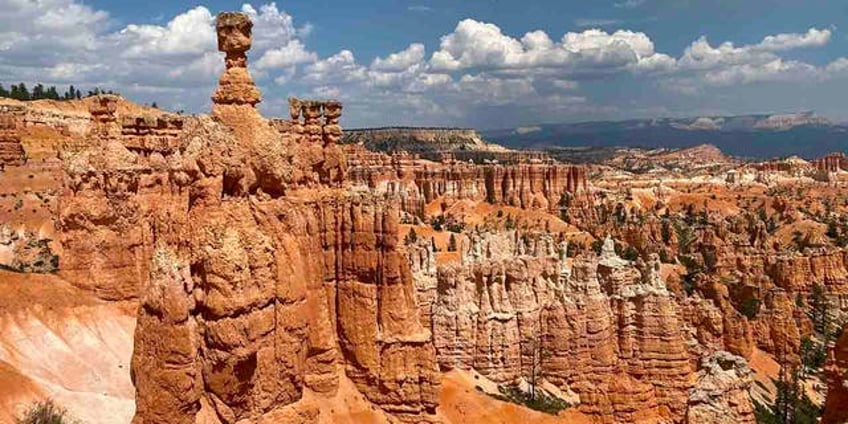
[0,10,846,424]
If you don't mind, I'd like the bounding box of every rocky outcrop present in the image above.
[823,329,848,424]
[120,115,185,154]
[424,233,694,422]
[211,12,261,108]
[0,105,26,167]
[129,12,439,424]
[0,226,58,273]
[57,95,187,300]
[812,153,848,173]
[346,156,589,218]
[686,351,755,424]
[343,127,507,154]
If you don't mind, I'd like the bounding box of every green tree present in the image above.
[826,221,839,239]
[740,297,761,320]
[46,86,59,100]
[447,234,458,252]
[404,228,418,245]
[673,220,696,255]
[32,83,44,100]
[810,283,829,334]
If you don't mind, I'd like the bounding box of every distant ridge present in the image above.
[482,112,847,160]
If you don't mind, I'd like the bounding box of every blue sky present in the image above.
[2,0,847,128]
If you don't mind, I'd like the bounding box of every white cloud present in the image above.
[614,0,646,9]
[371,43,426,72]
[756,27,832,52]
[428,19,672,76]
[561,29,654,57]
[302,50,368,85]
[112,6,216,59]
[679,28,832,72]
[430,19,525,71]
[703,58,818,86]
[256,40,317,70]
[825,57,848,75]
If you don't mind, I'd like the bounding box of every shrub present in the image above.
[488,384,571,416]
[739,298,761,320]
[404,228,418,245]
[16,399,75,424]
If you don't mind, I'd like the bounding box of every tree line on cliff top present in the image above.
[0,83,119,101]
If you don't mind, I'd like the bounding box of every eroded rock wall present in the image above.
[129,12,439,424]
[823,329,848,424]
[345,153,589,217]
[422,234,697,423]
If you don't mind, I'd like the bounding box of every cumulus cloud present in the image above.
[757,27,832,51]
[255,40,317,70]
[670,27,839,92]
[112,7,216,59]
[371,43,426,72]
[428,19,673,77]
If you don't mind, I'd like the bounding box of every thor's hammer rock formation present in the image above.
[129,12,439,424]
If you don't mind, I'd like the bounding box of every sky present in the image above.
[1,0,847,129]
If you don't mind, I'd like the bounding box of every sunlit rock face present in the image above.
[421,231,696,423]
[823,330,848,424]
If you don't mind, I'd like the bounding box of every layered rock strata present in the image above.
[0,105,25,167]
[423,234,696,422]
[346,153,589,217]
[686,352,756,424]
[129,12,439,424]
[823,329,848,424]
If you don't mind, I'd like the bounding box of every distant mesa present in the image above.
[483,112,845,159]
[515,126,542,135]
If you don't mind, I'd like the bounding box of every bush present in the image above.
[404,228,418,245]
[16,399,75,424]
[739,298,761,320]
[620,245,639,261]
[488,384,571,416]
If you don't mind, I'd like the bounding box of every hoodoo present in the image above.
[129,11,439,424]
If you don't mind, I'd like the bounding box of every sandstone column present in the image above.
[212,12,261,108]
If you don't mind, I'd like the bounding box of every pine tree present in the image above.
[46,86,59,100]
[19,83,30,100]
[810,283,829,334]
[448,234,457,252]
[0,84,8,98]
[404,228,418,245]
[32,83,44,100]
